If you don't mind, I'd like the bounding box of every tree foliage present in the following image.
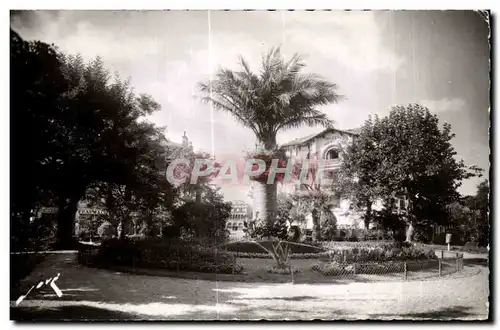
[245,193,293,240]
[10,30,174,247]
[171,186,232,244]
[341,104,482,241]
[199,46,342,222]
[448,179,489,246]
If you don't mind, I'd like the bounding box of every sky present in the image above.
[11,10,490,201]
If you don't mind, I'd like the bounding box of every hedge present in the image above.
[226,241,436,262]
[80,238,243,274]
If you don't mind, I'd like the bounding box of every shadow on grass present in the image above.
[11,305,141,321]
[370,306,478,319]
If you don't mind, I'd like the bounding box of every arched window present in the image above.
[325,148,339,160]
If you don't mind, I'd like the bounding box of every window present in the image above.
[399,199,405,210]
[326,149,339,160]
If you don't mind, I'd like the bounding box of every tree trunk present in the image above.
[364,201,372,230]
[118,219,125,240]
[311,208,321,242]
[405,222,414,242]
[143,211,154,237]
[56,198,79,249]
[252,181,277,224]
[251,136,278,224]
[195,186,202,203]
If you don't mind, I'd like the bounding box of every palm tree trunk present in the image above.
[251,136,278,224]
[252,181,277,224]
[195,186,202,203]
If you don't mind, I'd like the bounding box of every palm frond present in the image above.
[198,46,343,147]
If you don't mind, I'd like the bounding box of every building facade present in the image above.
[278,127,373,235]
[226,200,250,240]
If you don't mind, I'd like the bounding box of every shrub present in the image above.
[259,219,289,240]
[89,238,242,274]
[97,221,115,239]
[161,224,181,239]
[172,198,231,244]
[221,240,325,254]
[321,213,337,241]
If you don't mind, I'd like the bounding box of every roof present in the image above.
[280,127,361,148]
[164,140,184,149]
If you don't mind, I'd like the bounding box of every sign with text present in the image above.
[446,233,452,244]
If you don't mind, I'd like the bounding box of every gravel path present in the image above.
[10,253,489,320]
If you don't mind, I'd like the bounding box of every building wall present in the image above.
[280,129,369,232]
[226,200,249,240]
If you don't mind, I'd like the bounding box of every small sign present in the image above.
[78,208,108,215]
[446,233,452,244]
[39,207,58,214]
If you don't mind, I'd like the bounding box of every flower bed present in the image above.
[222,240,436,262]
[80,238,243,274]
[221,240,324,255]
[319,240,400,250]
[312,258,440,276]
[311,242,438,276]
[229,251,330,259]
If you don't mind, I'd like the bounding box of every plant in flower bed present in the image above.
[312,260,405,276]
[87,238,243,274]
[266,265,300,275]
[312,242,438,276]
[325,242,437,262]
[319,240,399,250]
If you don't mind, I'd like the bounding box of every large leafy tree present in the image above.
[458,179,489,245]
[11,30,167,248]
[84,118,178,239]
[50,55,164,246]
[341,116,384,230]
[199,47,342,223]
[10,29,70,249]
[342,104,482,242]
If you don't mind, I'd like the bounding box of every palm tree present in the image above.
[199,46,342,223]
